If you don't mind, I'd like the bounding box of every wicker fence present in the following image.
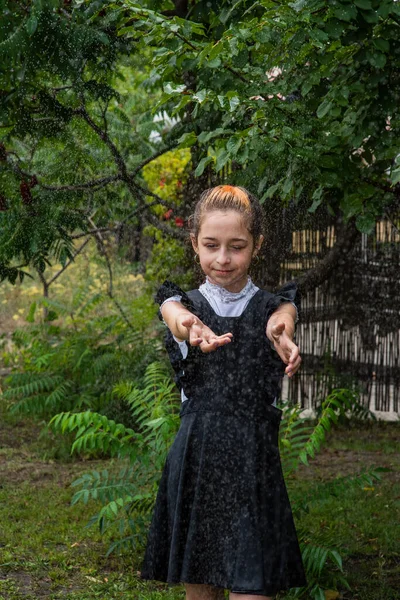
[278,214,400,419]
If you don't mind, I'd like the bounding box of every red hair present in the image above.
[189,185,264,241]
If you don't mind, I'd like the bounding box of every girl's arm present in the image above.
[266,303,302,378]
[161,301,233,353]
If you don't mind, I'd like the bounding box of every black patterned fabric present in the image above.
[141,281,306,595]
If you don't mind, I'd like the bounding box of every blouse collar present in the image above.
[199,277,257,304]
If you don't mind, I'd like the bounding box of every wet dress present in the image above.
[140,280,307,596]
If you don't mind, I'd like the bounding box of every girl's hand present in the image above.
[270,322,302,377]
[178,314,233,353]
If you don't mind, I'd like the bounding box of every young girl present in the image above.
[141,185,306,600]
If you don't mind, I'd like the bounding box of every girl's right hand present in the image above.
[178,314,233,353]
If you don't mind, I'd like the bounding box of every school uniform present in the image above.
[140,278,306,596]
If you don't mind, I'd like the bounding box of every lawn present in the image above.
[0,404,399,599]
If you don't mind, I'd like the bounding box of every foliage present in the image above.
[1,284,160,423]
[0,0,171,285]
[3,0,400,288]
[143,226,193,287]
[50,361,180,555]
[278,388,382,598]
[114,0,400,232]
[142,147,194,287]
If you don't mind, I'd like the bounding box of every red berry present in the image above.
[163,209,173,220]
[175,217,184,227]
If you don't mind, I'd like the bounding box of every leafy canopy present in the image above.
[115,0,400,232]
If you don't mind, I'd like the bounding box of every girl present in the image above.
[141,185,306,600]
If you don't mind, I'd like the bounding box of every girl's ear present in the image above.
[190,234,199,253]
[253,235,264,255]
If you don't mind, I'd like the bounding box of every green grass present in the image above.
[0,404,399,599]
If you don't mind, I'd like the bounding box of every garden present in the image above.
[1,1,400,599]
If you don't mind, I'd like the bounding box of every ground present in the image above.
[0,407,399,600]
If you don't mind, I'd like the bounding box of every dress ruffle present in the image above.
[155,280,197,321]
[266,281,301,321]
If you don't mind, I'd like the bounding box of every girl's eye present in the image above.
[232,246,244,251]
[205,244,217,248]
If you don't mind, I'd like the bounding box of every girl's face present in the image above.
[191,210,263,292]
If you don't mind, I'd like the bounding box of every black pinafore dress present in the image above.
[141,282,306,595]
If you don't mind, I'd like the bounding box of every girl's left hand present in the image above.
[270,322,302,377]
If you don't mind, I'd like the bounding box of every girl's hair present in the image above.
[189,185,265,242]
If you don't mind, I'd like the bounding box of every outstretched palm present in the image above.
[179,315,233,353]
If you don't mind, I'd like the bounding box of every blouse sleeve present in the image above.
[265,281,301,323]
[154,280,195,321]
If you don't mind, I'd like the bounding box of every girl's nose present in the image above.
[216,251,230,264]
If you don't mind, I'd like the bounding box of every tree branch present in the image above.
[87,216,137,332]
[385,212,400,236]
[42,174,120,191]
[130,142,177,177]
[76,106,129,179]
[146,210,187,240]
[47,238,91,287]
[295,220,360,293]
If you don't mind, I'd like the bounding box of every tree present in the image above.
[0,0,183,292]
[1,0,400,292]
[113,0,400,288]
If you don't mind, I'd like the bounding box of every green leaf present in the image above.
[316,99,333,119]
[45,310,58,322]
[194,156,213,177]
[356,213,376,234]
[26,302,37,323]
[324,19,345,38]
[96,31,110,46]
[197,128,227,143]
[334,5,357,21]
[373,38,390,53]
[215,150,230,172]
[329,549,343,571]
[341,193,363,219]
[308,188,323,213]
[390,167,400,186]
[26,16,38,36]
[226,137,242,154]
[209,40,223,61]
[193,89,208,103]
[289,0,307,11]
[262,181,281,202]
[226,92,240,112]
[177,132,197,148]
[368,51,387,69]
[301,80,313,96]
[164,83,186,95]
[354,0,372,8]
[313,585,326,600]
[360,9,380,23]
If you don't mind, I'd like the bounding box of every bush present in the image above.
[1,286,163,429]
